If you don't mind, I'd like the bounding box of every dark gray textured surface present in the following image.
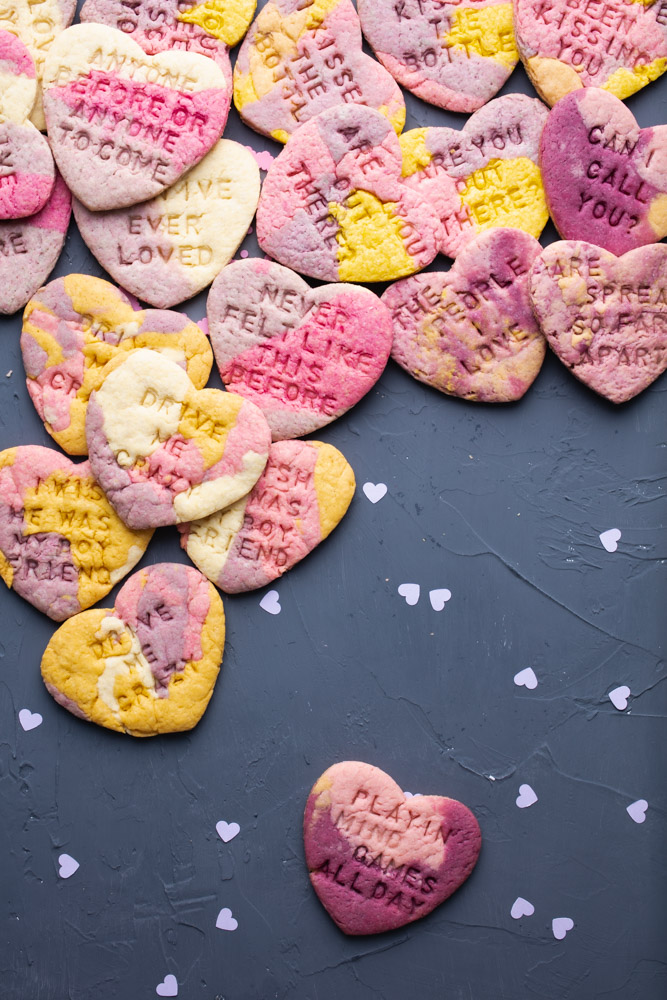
[1,3,666,998]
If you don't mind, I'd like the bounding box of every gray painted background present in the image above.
[1,2,666,998]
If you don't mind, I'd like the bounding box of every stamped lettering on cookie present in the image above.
[530,240,667,402]
[22,274,214,455]
[384,229,546,402]
[0,445,152,620]
[42,23,231,211]
[514,0,667,106]
[208,259,393,439]
[180,439,355,592]
[401,94,549,259]
[540,89,667,255]
[86,349,271,528]
[357,0,519,113]
[41,563,225,736]
[73,139,260,308]
[256,104,443,282]
[304,761,482,935]
[234,0,405,143]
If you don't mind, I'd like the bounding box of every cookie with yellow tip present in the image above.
[383,228,546,403]
[22,274,214,455]
[0,445,153,620]
[179,439,355,592]
[41,563,225,736]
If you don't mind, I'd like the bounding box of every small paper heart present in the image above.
[18,709,42,731]
[626,799,648,824]
[398,583,420,606]
[155,974,178,997]
[599,529,622,553]
[363,483,388,504]
[216,907,238,931]
[260,590,281,616]
[58,853,79,878]
[516,784,538,808]
[511,897,535,919]
[216,821,240,844]
[552,916,574,940]
[513,668,538,690]
[609,685,631,711]
[429,589,452,611]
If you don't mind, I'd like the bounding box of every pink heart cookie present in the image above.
[540,88,667,255]
[401,94,549,259]
[256,104,443,283]
[42,23,231,210]
[179,439,355,593]
[530,240,667,403]
[514,0,667,106]
[357,0,519,113]
[208,259,393,439]
[384,229,546,403]
[0,172,71,315]
[304,761,481,935]
[233,0,405,143]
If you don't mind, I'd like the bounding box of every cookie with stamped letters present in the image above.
[304,761,482,935]
[530,240,667,403]
[401,94,549,259]
[0,445,152,621]
[233,0,405,143]
[180,439,355,592]
[357,0,519,113]
[256,104,443,282]
[384,229,546,403]
[540,88,667,255]
[86,349,271,529]
[208,259,393,439]
[42,23,231,211]
[41,562,225,736]
[22,274,213,455]
[73,139,260,308]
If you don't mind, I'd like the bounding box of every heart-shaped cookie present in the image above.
[256,104,443,282]
[384,229,546,403]
[530,240,667,403]
[41,562,225,736]
[73,139,260,308]
[400,94,549,259]
[0,29,38,123]
[540,89,667,255]
[357,0,519,113]
[0,1,77,131]
[180,439,355,592]
[86,348,271,528]
[207,259,393,439]
[304,761,481,935]
[42,23,231,211]
[22,274,214,455]
[233,0,405,143]
[514,0,667,106]
[0,172,71,315]
[0,445,153,620]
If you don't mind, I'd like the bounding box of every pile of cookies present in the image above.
[0,0,665,935]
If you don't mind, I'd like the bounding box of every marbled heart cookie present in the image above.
[0,1,77,131]
[357,0,519,113]
[86,348,271,529]
[180,439,355,592]
[0,172,71,315]
[530,240,667,402]
[207,259,393,439]
[0,445,153,620]
[400,95,549,259]
[514,0,667,106]
[0,29,37,123]
[256,104,443,282]
[22,274,214,455]
[540,88,667,255]
[384,229,546,402]
[73,139,260,308]
[41,562,225,736]
[42,24,231,211]
[304,762,482,935]
[233,0,405,143]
